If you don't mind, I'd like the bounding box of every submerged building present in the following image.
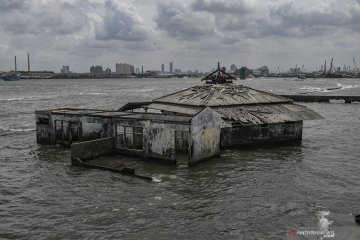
[35,65,322,168]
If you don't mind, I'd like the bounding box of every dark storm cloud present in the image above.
[265,0,360,37]
[0,0,359,72]
[155,1,215,40]
[187,0,360,39]
[0,0,25,11]
[192,0,257,15]
[1,1,86,36]
[95,0,150,41]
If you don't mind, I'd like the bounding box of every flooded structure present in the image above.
[143,84,321,148]
[36,107,221,166]
[35,64,322,169]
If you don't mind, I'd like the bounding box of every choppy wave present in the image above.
[336,83,360,90]
[300,86,332,93]
[133,88,155,93]
[300,83,359,94]
[0,97,26,101]
[0,125,35,136]
[0,96,57,101]
[88,92,108,95]
[78,92,108,96]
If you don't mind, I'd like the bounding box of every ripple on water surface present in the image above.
[0,78,360,239]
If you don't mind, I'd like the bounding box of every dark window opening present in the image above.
[175,130,189,153]
[38,118,49,124]
[260,123,269,137]
[55,120,69,141]
[283,121,296,136]
[116,126,143,150]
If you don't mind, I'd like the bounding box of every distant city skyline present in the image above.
[0,0,360,73]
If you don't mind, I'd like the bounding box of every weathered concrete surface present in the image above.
[35,109,113,145]
[71,137,114,164]
[143,121,189,163]
[73,158,153,181]
[221,121,303,148]
[71,157,153,181]
[35,111,51,144]
[190,107,221,165]
[144,127,176,162]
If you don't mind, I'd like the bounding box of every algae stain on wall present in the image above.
[200,128,217,155]
[144,127,175,161]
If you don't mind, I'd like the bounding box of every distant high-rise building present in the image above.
[259,66,269,76]
[174,68,181,73]
[230,64,237,73]
[290,67,300,75]
[105,67,111,75]
[116,63,134,75]
[135,68,140,74]
[61,66,70,74]
[161,64,164,74]
[169,62,173,73]
[90,65,103,75]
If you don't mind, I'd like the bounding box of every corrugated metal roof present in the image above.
[143,84,322,124]
[154,84,291,107]
[213,104,323,124]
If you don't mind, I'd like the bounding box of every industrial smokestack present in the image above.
[14,56,17,72]
[27,53,30,73]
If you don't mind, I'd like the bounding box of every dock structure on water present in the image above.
[35,64,323,177]
[280,95,360,103]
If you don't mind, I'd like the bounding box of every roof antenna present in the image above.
[201,62,237,84]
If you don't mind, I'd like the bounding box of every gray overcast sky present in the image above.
[1,0,360,72]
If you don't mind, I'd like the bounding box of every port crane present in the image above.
[329,58,336,73]
[354,58,358,72]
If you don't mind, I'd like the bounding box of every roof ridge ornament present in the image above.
[201,62,237,84]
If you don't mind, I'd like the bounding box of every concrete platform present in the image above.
[72,156,154,181]
[280,95,360,103]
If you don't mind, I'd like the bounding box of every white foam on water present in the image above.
[317,210,334,232]
[0,97,26,101]
[0,125,36,133]
[134,88,155,93]
[300,85,337,93]
[300,86,323,92]
[336,83,360,90]
[0,96,55,101]
[151,176,162,183]
[87,92,108,95]
[10,128,35,132]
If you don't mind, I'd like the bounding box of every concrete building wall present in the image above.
[71,137,114,163]
[144,127,176,162]
[143,121,189,163]
[35,111,113,145]
[221,121,303,148]
[190,108,222,165]
[112,118,190,163]
[36,111,51,144]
